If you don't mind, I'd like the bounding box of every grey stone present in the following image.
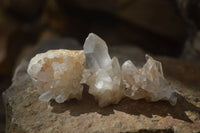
[3,43,200,133]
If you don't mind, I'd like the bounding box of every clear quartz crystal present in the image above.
[27,33,177,107]
[27,49,85,103]
[81,33,124,107]
[122,55,177,105]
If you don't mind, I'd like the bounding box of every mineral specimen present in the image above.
[81,33,124,107]
[27,49,85,103]
[122,55,177,105]
[27,33,177,107]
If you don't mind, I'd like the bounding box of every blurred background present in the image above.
[0,0,200,132]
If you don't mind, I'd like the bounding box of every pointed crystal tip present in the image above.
[82,33,124,107]
[122,55,177,105]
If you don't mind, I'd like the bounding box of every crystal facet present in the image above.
[27,49,85,103]
[122,55,177,105]
[81,33,124,107]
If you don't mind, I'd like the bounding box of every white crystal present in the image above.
[27,33,177,107]
[122,55,177,105]
[81,33,124,107]
[27,49,85,103]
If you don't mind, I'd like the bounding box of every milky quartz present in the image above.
[122,55,177,105]
[27,49,85,103]
[81,33,124,107]
[27,33,177,107]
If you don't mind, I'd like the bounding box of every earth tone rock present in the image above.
[3,44,200,133]
[59,0,186,40]
[0,0,45,21]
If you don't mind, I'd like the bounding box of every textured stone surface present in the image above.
[3,44,200,133]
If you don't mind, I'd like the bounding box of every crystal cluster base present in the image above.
[27,33,177,107]
[27,49,85,103]
[81,33,124,107]
[122,55,177,105]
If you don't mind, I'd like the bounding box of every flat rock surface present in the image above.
[3,42,200,133]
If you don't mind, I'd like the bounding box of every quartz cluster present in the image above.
[27,50,85,103]
[81,33,124,107]
[27,33,177,107]
[122,55,177,105]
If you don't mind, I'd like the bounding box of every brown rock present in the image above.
[3,44,200,133]
[55,0,187,56]
[0,0,45,21]
[58,0,187,41]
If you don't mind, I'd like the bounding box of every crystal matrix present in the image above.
[27,49,85,103]
[122,55,177,105]
[81,33,124,107]
[27,33,177,107]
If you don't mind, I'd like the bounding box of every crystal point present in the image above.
[81,33,124,107]
[84,33,111,70]
[122,55,177,105]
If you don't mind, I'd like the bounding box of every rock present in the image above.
[181,31,200,63]
[109,45,146,66]
[54,0,187,56]
[58,0,186,41]
[3,43,200,132]
[0,11,17,76]
[167,0,200,63]
[1,0,45,21]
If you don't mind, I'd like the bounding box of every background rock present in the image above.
[3,41,200,133]
[167,0,200,62]
[1,0,200,132]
